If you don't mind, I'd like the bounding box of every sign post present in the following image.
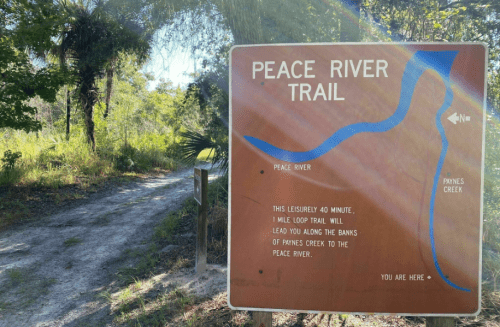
[426,317,455,327]
[229,43,486,315]
[194,167,208,274]
[252,311,272,327]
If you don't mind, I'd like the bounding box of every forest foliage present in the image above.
[1,0,500,296]
[0,52,211,184]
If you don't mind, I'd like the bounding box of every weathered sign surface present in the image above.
[229,43,486,315]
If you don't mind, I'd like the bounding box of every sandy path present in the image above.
[0,165,221,327]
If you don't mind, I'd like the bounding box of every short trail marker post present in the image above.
[194,168,208,274]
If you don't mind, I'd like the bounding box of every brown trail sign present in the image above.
[229,43,486,315]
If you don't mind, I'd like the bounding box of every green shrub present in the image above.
[115,144,137,172]
[1,150,22,171]
[0,150,23,185]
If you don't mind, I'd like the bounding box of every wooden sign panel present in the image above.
[229,43,486,315]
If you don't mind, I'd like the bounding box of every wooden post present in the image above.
[195,168,208,274]
[426,317,455,327]
[252,311,272,327]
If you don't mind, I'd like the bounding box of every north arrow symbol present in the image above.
[447,112,459,124]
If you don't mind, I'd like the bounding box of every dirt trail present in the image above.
[0,165,222,327]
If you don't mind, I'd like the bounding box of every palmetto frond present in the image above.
[179,130,228,174]
[179,130,213,164]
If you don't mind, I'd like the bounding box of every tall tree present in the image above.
[0,37,66,132]
[5,0,151,150]
[59,4,150,150]
[0,1,67,132]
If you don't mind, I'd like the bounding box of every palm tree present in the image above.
[58,1,150,151]
[179,74,229,174]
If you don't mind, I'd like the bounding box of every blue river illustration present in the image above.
[244,50,471,292]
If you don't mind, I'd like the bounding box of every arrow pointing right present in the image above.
[447,112,459,125]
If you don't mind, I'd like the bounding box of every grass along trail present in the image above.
[0,164,220,326]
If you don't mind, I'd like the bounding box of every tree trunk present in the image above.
[49,103,53,127]
[83,100,96,152]
[104,58,115,119]
[66,87,71,141]
[340,0,362,42]
[80,69,97,152]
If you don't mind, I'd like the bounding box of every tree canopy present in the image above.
[1,0,153,149]
[0,36,66,132]
[1,0,499,134]
[0,0,68,132]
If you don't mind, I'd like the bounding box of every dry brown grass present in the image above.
[207,204,228,265]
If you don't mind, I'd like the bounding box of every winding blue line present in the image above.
[244,50,470,292]
[429,63,471,293]
[246,51,451,163]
